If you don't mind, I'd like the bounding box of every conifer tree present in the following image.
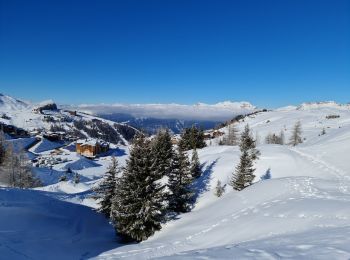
[190,148,202,178]
[95,156,119,217]
[151,128,174,178]
[110,133,167,242]
[178,125,206,151]
[168,147,194,213]
[222,124,239,145]
[289,121,303,146]
[230,124,260,191]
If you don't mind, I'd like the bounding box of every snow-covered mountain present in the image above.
[0,93,30,111]
[1,95,350,259]
[0,93,137,144]
[72,101,257,134]
[76,101,257,121]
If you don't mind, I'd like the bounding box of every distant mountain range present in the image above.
[73,101,257,134]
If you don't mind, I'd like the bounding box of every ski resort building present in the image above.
[76,139,109,158]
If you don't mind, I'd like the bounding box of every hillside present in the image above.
[0,98,350,259]
[95,102,350,259]
[0,94,137,144]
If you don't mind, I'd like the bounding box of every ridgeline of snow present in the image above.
[0,93,30,111]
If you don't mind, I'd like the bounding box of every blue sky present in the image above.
[0,0,349,108]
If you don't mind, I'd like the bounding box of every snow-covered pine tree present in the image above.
[230,124,260,191]
[214,180,225,197]
[222,124,239,145]
[110,133,167,242]
[289,121,303,146]
[168,147,194,213]
[190,148,202,178]
[151,128,174,178]
[95,156,119,217]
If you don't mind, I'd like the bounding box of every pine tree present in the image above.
[214,180,225,197]
[95,156,119,217]
[190,148,202,178]
[178,125,206,151]
[230,124,260,191]
[289,121,303,146]
[110,133,167,242]
[222,124,239,145]
[151,128,174,178]
[168,147,194,213]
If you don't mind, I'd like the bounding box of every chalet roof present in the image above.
[76,138,109,147]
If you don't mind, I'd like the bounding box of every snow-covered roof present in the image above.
[76,138,108,147]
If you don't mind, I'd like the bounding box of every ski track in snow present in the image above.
[289,147,350,194]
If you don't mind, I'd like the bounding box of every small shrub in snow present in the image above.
[326,114,340,119]
[74,172,80,184]
[260,168,271,180]
[214,180,225,197]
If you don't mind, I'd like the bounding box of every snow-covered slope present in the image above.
[95,102,350,259]
[0,93,29,111]
[0,188,116,260]
[0,93,137,144]
[1,97,350,259]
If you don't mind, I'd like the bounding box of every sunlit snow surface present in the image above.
[0,96,350,259]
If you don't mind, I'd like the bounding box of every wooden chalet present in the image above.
[76,139,109,158]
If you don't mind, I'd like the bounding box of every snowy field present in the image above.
[1,99,350,259]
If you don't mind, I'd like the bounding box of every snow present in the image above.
[6,137,38,152]
[63,157,102,171]
[1,95,350,259]
[0,188,116,260]
[94,103,350,259]
[30,138,64,153]
[0,93,29,111]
